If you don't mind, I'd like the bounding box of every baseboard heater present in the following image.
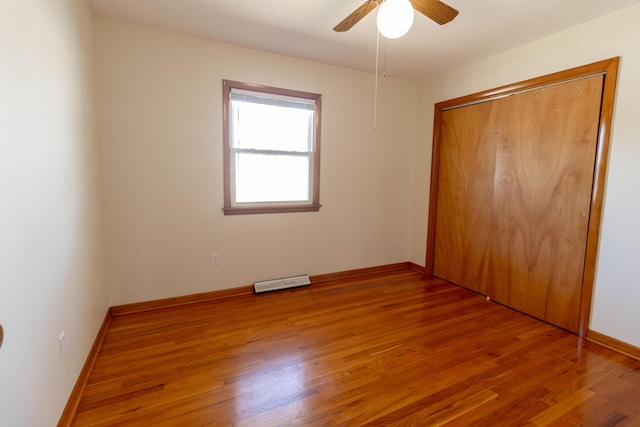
[254,274,311,294]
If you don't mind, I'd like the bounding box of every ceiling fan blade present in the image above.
[333,0,380,32]
[410,0,459,25]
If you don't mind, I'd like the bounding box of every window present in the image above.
[222,80,322,215]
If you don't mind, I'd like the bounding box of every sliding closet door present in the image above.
[488,75,604,332]
[433,74,605,333]
[433,101,499,293]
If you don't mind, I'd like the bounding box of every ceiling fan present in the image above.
[333,0,459,32]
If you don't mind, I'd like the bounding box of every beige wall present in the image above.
[0,0,108,425]
[410,4,640,348]
[95,19,418,305]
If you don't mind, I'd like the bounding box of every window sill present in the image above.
[223,204,321,216]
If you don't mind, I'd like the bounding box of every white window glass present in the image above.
[234,153,310,203]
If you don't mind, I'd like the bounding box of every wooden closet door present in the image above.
[433,100,500,292]
[488,75,604,332]
[433,75,604,333]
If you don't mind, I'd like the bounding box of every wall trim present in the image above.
[310,262,411,284]
[408,262,426,274]
[111,262,413,316]
[587,329,640,361]
[110,285,255,316]
[57,309,113,427]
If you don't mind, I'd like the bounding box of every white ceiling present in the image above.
[89,0,640,82]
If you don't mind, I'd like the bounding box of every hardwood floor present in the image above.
[72,270,640,426]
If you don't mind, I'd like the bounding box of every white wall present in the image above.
[95,19,418,305]
[0,0,108,425]
[410,4,640,348]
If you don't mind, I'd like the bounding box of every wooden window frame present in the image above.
[222,80,322,216]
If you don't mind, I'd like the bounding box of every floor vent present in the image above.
[254,274,311,294]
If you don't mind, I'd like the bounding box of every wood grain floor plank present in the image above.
[71,270,640,426]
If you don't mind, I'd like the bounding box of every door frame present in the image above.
[425,57,620,338]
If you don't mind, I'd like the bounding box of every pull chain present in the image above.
[383,36,388,78]
[374,30,380,129]
[373,32,388,129]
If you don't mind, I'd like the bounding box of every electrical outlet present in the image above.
[211,253,220,266]
[392,235,399,246]
[58,332,67,362]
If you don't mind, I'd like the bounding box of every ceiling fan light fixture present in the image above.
[376,0,414,39]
